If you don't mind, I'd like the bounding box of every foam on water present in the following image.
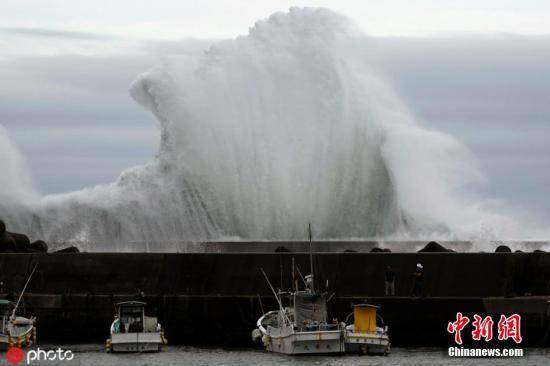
[0,8,536,248]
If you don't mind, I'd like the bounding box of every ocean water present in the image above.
[17,346,550,366]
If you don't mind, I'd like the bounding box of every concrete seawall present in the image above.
[1,252,549,346]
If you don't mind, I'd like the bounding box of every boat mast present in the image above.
[11,263,38,320]
[259,267,292,325]
[308,223,314,293]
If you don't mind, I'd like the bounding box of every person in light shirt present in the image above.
[412,263,424,297]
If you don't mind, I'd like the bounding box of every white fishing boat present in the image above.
[253,224,346,355]
[0,263,38,349]
[344,304,390,355]
[106,301,166,352]
[0,299,36,349]
[255,290,345,355]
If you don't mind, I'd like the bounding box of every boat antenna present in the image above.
[279,256,283,293]
[11,262,38,320]
[295,265,308,288]
[308,223,314,293]
[291,257,296,291]
[259,267,291,325]
[291,257,304,292]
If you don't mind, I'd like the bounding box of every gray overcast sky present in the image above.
[2,0,550,39]
[1,2,550,222]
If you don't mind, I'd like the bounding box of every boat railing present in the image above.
[295,322,343,332]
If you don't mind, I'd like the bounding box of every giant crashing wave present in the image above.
[0,8,518,248]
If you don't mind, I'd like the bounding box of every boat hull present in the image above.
[264,327,344,355]
[0,323,34,350]
[110,332,162,353]
[345,332,390,355]
[0,336,33,351]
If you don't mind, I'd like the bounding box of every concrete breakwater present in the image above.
[0,252,549,347]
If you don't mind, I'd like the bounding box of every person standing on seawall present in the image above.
[411,263,424,297]
[385,265,395,296]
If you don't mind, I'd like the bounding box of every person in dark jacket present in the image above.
[412,263,424,297]
[385,265,396,296]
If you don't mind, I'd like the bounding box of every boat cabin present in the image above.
[293,292,327,326]
[352,304,380,333]
[108,300,164,352]
[114,301,146,333]
[0,300,12,334]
